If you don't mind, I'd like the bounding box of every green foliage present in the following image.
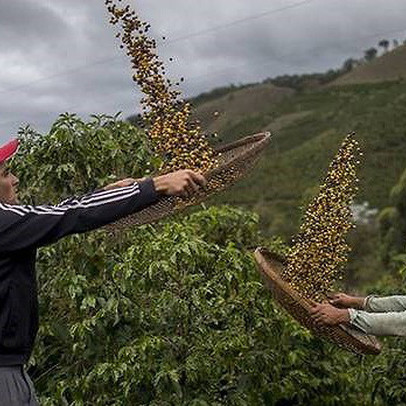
[390,168,406,212]
[264,70,342,91]
[378,39,390,52]
[31,209,368,406]
[364,47,378,62]
[11,113,160,203]
[379,168,406,266]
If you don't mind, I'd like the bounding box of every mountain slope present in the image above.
[331,44,406,86]
[192,82,295,142]
[202,81,406,237]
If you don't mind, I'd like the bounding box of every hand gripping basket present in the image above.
[108,132,271,230]
[254,247,382,355]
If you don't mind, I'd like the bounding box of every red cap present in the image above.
[0,139,19,164]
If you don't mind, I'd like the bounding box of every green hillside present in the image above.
[197,80,406,239]
[331,44,406,86]
[191,82,295,138]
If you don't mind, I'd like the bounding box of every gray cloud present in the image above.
[1,0,406,141]
[0,0,69,47]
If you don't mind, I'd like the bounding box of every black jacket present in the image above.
[0,178,158,365]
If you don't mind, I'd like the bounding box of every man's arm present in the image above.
[363,295,406,313]
[311,301,406,336]
[348,309,406,336]
[0,170,206,253]
[102,178,143,191]
[329,292,406,313]
[0,178,157,253]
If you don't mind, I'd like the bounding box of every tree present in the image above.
[364,47,378,62]
[342,58,356,73]
[378,39,390,53]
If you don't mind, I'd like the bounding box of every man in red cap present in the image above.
[0,138,206,405]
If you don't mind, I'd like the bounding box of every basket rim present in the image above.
[215,131,271,154]
[254,246,382,355]
[204,132,271,178]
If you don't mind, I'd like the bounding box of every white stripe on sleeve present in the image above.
[0,183,141,217]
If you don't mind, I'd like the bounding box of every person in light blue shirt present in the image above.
[310,293,406,336]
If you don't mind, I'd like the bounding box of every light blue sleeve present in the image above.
[348,308,406,336]
[364,295,406,312]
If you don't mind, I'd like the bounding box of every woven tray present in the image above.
[107,132,271,230]
[254,247,382,355]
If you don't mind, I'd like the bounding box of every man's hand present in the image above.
[153,170,207,198]
[103,178,145,191]
[327,293,365,309]
[310,303,350,327]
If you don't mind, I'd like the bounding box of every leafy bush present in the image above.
[31,210,365,405]
[11,113,160,203]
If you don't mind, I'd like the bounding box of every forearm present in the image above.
[102,177,145,191]
[348,309,406,336]
[65,178,158,233]
[0,178,158,252]
[364,295,406,312]
[348,296,366,310]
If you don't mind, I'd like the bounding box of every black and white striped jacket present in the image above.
[0,178,158,365]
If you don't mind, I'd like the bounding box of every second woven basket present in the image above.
[254,247,382,355]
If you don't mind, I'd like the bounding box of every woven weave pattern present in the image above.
[254,247,381,355]
[106,132,271,231]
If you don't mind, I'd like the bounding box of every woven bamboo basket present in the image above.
[254,247,382,355]
[107,132,271,230]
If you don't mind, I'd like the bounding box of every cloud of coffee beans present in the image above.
[283,133,362,302]
[105,0,217,174]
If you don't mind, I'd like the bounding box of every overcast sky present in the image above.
[1,0,406,142]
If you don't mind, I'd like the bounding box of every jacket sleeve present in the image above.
[363,295,406,313]
[348,308,406,336]
[0,178,159,253]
